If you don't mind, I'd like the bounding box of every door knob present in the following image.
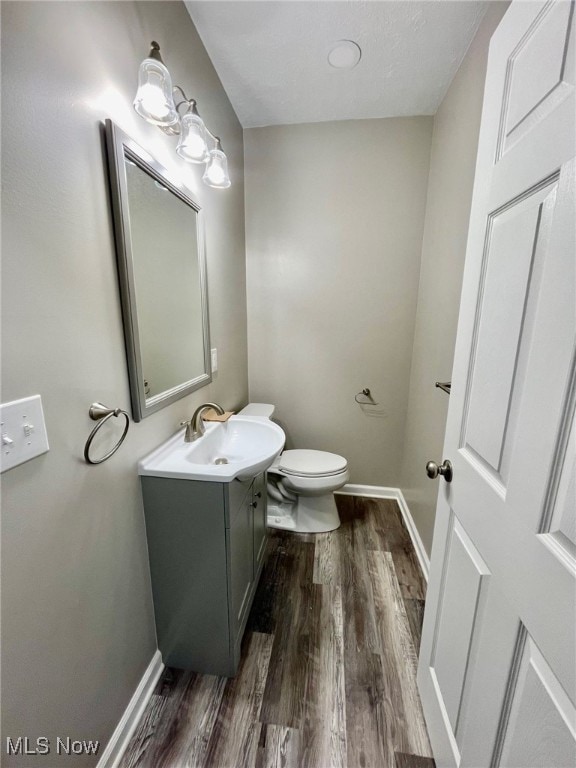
[426,459,453,483]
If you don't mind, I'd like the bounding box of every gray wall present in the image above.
[245,118,432,485]
[400,2,510,555]
[1,2,247,765]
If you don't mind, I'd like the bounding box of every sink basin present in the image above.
[138,415,286,482]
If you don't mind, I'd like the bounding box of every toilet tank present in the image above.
[237,403,275,419]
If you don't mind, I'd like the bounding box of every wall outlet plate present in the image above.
[0,395,49,473]
[211,348,218,372]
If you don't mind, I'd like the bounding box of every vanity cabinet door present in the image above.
[252,472,268,575]
[228,492,254,641]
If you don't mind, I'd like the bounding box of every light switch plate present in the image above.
[211,348,218,372]
[0,395,49,473]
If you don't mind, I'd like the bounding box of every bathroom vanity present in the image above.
[138,409,284,675]
[141,471,267,676]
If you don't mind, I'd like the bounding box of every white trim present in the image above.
[337,483,402,499]
[394,488,430,583]
[97,650,164,768]
[336,484,430,583]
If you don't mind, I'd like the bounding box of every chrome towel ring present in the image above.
[84,402,130,465]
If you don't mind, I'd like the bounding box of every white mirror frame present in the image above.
[105,119,211,421]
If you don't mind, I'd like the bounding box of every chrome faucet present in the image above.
[181,402,225,442]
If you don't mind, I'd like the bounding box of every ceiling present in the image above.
[185,1,488,128]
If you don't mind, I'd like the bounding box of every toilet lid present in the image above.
[278,449,348,477]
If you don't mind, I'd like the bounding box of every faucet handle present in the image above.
[180,420,191,427]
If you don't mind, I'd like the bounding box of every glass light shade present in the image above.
[133,58,178,127]
[176,113,208,163]
[202,148,231,189]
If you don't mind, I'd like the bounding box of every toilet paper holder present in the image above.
[355,388,379,405]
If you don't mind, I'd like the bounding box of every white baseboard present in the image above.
[393,488,430,583]
[97,650,164,768]
[336,484,430,583]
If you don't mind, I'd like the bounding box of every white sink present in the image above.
[138,415,286,482]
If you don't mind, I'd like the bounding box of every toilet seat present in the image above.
[277,449,348,478]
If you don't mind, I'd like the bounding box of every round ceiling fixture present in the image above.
[327,40,362,70]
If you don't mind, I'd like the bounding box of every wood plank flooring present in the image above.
[120,496,433,768]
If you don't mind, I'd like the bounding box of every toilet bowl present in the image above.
[237,403,349,533]
[267,449,349,533]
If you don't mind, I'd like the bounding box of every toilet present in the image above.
[238,403,350,533]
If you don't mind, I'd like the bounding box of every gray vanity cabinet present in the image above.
[252,472,267,574]
[228,479,255,644]
[140,472,267,677]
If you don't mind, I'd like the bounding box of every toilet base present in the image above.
[267,492,341,533]
[267,501,298,531]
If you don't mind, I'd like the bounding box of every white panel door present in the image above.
[417,2,576,767]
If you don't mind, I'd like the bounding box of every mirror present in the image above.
[105,120,211,421]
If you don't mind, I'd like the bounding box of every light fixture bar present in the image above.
[133,42,231,188]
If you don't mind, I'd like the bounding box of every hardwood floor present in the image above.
[120,496,434,768]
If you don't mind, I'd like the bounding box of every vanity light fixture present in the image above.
[133,41,231,189]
